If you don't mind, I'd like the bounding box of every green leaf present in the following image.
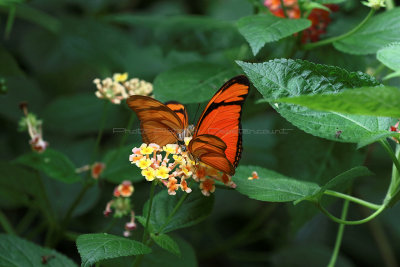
[142,189,214,233]
[141,236,196,267]
[15,3,61,33]
[377,42,400,71]
[334,8,400,55]
[233,165,320,202]
[102,145,143,184]
[357,131,400,148]
[276,86,400,118]
[150,233,181,256]
[76,233,151,267]
[237,14,311,56]
[0,162,41,207]
[42,94,125,135]
[320,166,373,192]
[295,166,373,204]
[153,62,240,104]
[103,14,243,54]
[15,148,81,183]
[0,234,77,267]
[238,59,394,143]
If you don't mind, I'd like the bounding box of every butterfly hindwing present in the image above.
[127,95,184,146]
[192,75,249,170]
[165,101,188,129]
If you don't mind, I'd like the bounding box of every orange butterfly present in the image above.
[127,75,249,176]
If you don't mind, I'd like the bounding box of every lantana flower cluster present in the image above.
[129,141,236,196]
[18,103,49,153]
[264,0,339,43]
[103,180,137,237]
[94,73,153,104]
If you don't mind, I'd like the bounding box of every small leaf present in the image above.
[76,233,151,267]
[320,166,373,192]
[150,233,181,256]
[233,165,320,202]
[153,62,240,104]
[141,236,196,267]
[0,234,77,267]
[276,86,400,118]
[357,131,400,149]
[237,14,311,55]
[295,166,373,204]
[377,42,400,71]
[15,148,81,183]
[334,8,400,55]
[237,59,395,143]
[142,189,214,234]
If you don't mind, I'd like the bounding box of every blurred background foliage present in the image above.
[0,0,399,266]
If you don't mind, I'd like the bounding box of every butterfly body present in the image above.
[127,75,249,176]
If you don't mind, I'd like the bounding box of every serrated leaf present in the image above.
[237,59,394,143]
[237,15,311,55]
[15,148,81,183]
[153,62,240,104]
[377,42,400,71]
[142,189,214,233]
[150,233,181,256]
[0,234,77,267]
[76,233,151,267]
[102,145,143,184]
[233,165,320,202]
[334,8,400,55]
[276,86,400,118]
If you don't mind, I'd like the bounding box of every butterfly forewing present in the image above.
[192,75,249,169]
[127,96,184,146]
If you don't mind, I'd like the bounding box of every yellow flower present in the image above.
[116,181,134,197]
[142,167,156,181]
[184,137,192,146]
[163,144,178,154]
[172,155,185,164]
[140,144,154,155]
[181,166,192,177]
[136,158,152,169]
[113,72,128,83]
[156,165,170,179]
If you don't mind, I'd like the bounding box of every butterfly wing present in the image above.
[192,75,249,170]
[188,134,235,175]
[127,95,184,146]
[166,101,188,129]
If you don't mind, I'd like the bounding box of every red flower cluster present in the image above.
[264,0,339,43]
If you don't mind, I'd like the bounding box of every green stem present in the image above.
[385,0,394,10]
[327,198,349,267]
[302,9,375,50]
[141,181,156,243]
[0,209,15,234]
[16,209,38,234]
[62,183,92,227]
[4,5,16,39]
[318,203,386,225]
[280,0,289,18]
[324,190,381,210]
[91,101,110,163]
[380,140,400,203]
[158,193,188,233]
[133,191,188,267]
